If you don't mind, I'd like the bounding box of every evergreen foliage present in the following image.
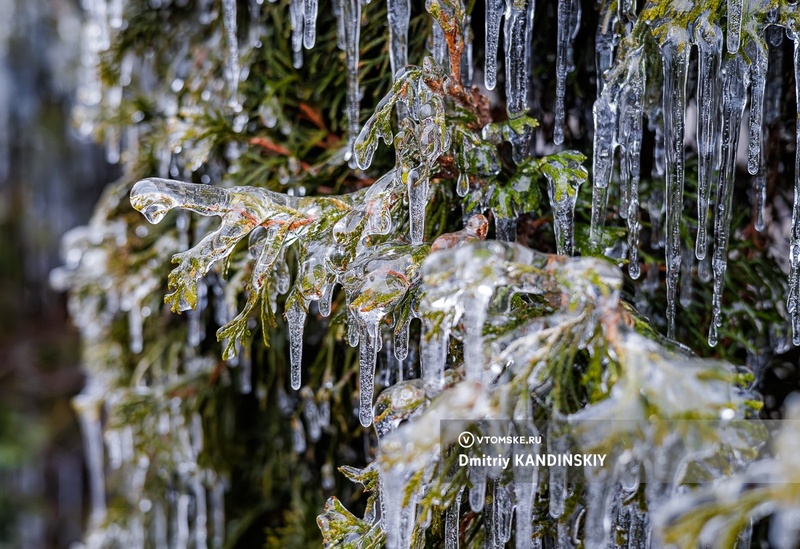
[55,0,800,547]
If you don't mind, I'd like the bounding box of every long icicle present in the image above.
[620,58,645,279]
[358,321,379,427]
[789,35,800,345]
[709,54,749,346]
[747,39,768,176]
[694,21,723,260]
[554,0,580,145]
[503,0,535,162]
[590,94,616,248]
[387,0,410,79]
[727,0,743,53]
[286,300,307,390]
[303,0,318,49]
[342,0,361,168]
[222,0,241,110]
[484,0,504,90]
[660,41,690,340]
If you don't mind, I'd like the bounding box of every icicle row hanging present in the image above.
[591,0,800,345]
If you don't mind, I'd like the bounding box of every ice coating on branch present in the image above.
[431,214,488,251]
[222,0,241,110]
[554,0,580,145]
[354,61,450,245]
[341,241,429,425]
[653,399,800,546]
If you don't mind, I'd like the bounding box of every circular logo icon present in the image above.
[458,431,475,448]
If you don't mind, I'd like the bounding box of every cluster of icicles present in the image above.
[592,0,800,346]
[50,190,228,549]
[77,0,800,349]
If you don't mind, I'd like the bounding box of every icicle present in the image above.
[765,36,783,126]
[468,465,487,512]
[554,0,580,145]
[210,473,226,548]
[286,300,307,390]
[431,21,448,70]
[615,51,646,277]
[342,0,361,168]
[680,245,694,308]
[590,95,616,248]
[548,425,568,518]
[387,0,410,79]
[407,168,429,245]
[302,388,322,442]
[545,164,586,256]
[463,295,490,380]
[319,282,334,317]
[747,40,767,175]
[421,318,447,394]
[129,304,144,354]
[695,22,723,260]
[358,321,379,427]
[790,34,800,346]
[460,14,473,87]
[594,0,617,95]
[484,0,504,90]
[494,480,514,544]
[194,477,208,549]
[292,416,307,453]
[72,392,106,526]
[503,0,535,161]
[290,0,304,68]
[381,466,416,549]
[710,54,749,347]
[582,482,613,549]
[698,245,712,283]
[660,40,690,340]
[394,315,410,361]
[512,422,537,549]
[176,494,190,549]
[755,158,767,232]
[303,0,317,49]
[727,0,743,54]
[222,0,241,110]
[445,487,462,549]
[153,500,168,548]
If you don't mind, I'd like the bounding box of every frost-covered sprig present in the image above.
[323,241,761,548]
[655,395,800,547]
